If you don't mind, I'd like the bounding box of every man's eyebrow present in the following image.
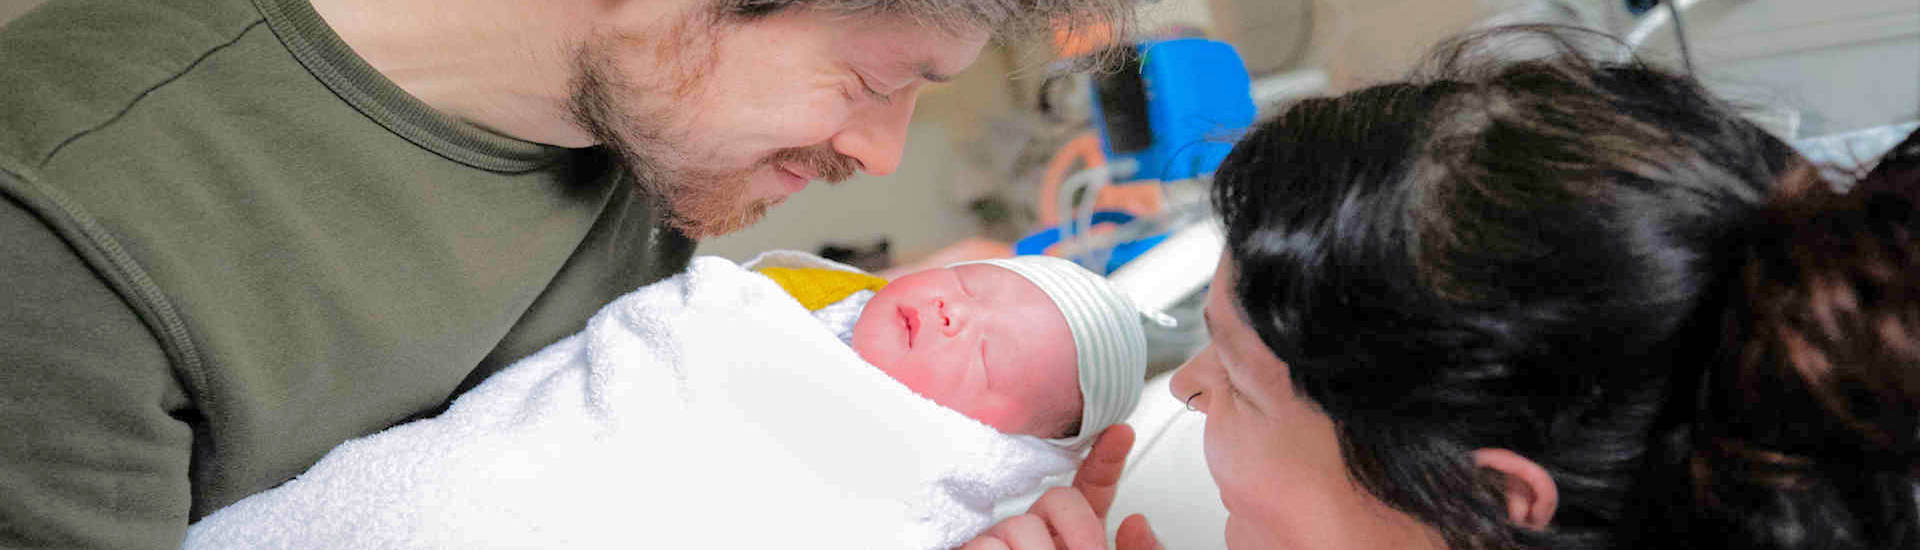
[900,61,954,83]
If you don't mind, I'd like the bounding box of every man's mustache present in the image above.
[768,145,858,184]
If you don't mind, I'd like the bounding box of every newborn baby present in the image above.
[756,251,1148,448]
[184,252,1148,550]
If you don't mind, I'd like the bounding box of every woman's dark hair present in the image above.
[1633,129,1920,549]
[1209,26,1920,550]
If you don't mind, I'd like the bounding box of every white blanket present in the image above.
[184,257,1076,550]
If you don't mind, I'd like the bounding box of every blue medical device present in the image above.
[1088,38,1257,183]
[1021,37,1251,274]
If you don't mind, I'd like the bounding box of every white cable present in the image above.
[1664,0,1697,74]
[1623,0,1705,52]
[1054,158,1137,272]
[1074,165,1113,271]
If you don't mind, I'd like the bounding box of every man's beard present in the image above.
[565,29,857,239]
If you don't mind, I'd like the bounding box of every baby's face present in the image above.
[850,264,1080,437]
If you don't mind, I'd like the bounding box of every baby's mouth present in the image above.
[900,305,920,349]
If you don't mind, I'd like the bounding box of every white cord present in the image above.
[1664,0,1697,75]
[1623,0,1704,52]
[1054,158,1137,272]
[1073,164,1113,271]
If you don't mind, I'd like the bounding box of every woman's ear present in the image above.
[1471,448,1558,531]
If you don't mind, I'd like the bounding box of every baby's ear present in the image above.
[1050,415,1083,440]
[1471,448,1557,531]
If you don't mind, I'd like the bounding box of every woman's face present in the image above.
[1168,253,1444,550]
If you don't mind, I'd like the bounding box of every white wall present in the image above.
[1208,0,1531,88]
[1633,0,1920,136]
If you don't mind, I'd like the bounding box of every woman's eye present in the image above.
[1216,357,1246,401]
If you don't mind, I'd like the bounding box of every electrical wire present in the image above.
[1622,0,1702,53]
[1664,0,1697,75]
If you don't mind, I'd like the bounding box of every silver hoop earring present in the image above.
[1185,392,1204,411]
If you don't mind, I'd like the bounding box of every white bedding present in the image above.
[184,256,1075,550]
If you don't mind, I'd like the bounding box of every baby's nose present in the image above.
[934,298,965,337]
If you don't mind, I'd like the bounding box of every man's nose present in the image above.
[830,90,919,176]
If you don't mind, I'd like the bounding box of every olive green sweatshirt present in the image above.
[0,0,694,547]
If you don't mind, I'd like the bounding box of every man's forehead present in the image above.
[840,17,987,76]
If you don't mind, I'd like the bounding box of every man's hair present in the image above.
[1210,25,1918,550]
[706,0,1134,48]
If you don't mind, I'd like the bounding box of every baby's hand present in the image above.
[958,425,1162,550]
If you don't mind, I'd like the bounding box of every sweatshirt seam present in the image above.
[0,164,212,409]
[36,19,269,170]
[250,0,562,174]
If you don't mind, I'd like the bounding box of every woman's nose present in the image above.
[1168,349,1208,412]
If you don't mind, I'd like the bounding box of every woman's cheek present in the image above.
[1205,412,1273,549]
[1200,408,1239,490]
[1223,515,1266,550]
[1209,415,1298,550]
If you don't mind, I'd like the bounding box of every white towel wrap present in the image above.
[184,256,1075,550]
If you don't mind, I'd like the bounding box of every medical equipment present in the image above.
[1623,0,1702,74]
[1088,38,1257,184]
[1018,38,1255,280]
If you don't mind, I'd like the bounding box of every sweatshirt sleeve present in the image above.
[0,193,195,549]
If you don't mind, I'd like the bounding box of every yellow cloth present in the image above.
[756,267,889,312]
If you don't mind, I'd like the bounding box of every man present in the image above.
[0,0,1129,546]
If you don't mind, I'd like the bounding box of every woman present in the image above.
[966,29,1919,550]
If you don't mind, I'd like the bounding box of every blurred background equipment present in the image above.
[1018,37,1252,274]
[1088,39,1255,184]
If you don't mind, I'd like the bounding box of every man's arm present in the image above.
[0,195,195,549]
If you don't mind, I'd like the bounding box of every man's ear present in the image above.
[1471,448,1558,531]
